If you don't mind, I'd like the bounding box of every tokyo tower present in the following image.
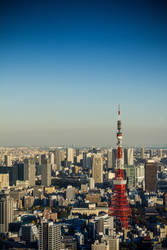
[108,105,131,229]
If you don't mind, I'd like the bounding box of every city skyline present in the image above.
[1,0,167,146]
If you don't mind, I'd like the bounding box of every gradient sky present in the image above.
[0,0,167,146]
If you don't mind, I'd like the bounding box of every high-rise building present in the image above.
[54,150,63,171]
[159,149,163,159]
[135,164,145,187]
[124,148,134,166]
[92,154,103,184]
[141,147,145,159]
[107,149,112,170]
[112,149,117,172]
[4,155,12,167]
[41,155,51,187]
[0,193,13,234]
[39,220,61,250]
[125,165,136,189]
[24,158,36,186]
[83,152,92,169]
[109,106,131,229]
[145,160,157,192]
[66,148,74,163]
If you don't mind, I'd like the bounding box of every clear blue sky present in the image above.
[0,0,167,146]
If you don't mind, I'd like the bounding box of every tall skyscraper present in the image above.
[4,155,12,167]
[83,152,92,169]
[124,148,134,166]
[112,149,117,172]
[141,147,145,159]
[135,164,145,186]
[159,149,163,159]
[54,150,63,171]
[125,165,136,189]
[66,148,74,163]
[107,149,112,170]
[24,158,36,186]
[39,220,61,250]
[41,155,51,187]
[0,193,13,233]
[109,106,131,229]
[92,154,103,184]
[145,160,157,192]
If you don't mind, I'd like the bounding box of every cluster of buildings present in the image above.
[1,112,167,249]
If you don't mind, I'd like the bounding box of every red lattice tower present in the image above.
[108,105,131,229]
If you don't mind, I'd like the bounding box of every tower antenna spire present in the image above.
[109,106,131,229]
[118,104,120,118]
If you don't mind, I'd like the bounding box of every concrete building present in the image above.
[91,240,109,250]
[41,155,51,187]
[39,220,61,250]
[145,160,157,192]
[0,174,9,189]
[0,193,13,234]
[66,185,75,202]
[24,158,36,186]
[92,154,103,184]
[20,223,38,243]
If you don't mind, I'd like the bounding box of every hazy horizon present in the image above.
[1,0,167,146]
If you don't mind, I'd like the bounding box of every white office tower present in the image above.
[0,194,13,233]
[107,149,112,169]
[24,158,36,186]
[39,220,61,250]
[66,148,74,163]
[89,177,95,190]
[54,150,63,171]
[92,154,103,184]
[135,164,145,187]
[124,148,134,165]
[66,185,75,201]
[41,155,51,187]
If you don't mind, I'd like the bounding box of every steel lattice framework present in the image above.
[108,106,131,229]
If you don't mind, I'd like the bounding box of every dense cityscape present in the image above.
[1,0,167,249]
[0,110,167,250]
